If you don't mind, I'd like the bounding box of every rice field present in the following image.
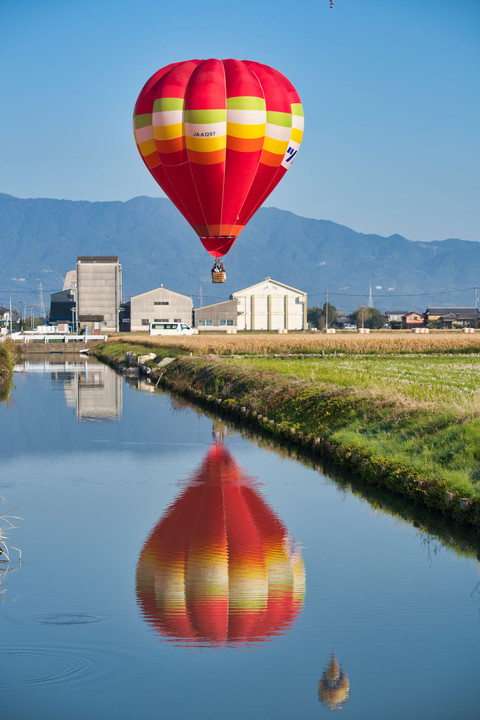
[117,330,480,356]
[99,332,480,502]
[234,354,480,414]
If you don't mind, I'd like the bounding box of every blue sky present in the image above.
[1,0,479,242]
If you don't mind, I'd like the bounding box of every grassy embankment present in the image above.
[94,332,480,526]
[0,340,18,403]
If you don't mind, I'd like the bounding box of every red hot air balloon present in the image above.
[135,444,305,647]
[133,59,304,282]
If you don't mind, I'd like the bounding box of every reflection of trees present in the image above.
[136,444,305,647]
[318,654,350,710]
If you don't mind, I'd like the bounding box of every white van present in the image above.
[149,322,195,336]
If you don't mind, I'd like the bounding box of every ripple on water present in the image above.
[36,613,103,626]
[0,648,91,688]
[0,643,125,689]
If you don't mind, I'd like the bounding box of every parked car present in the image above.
[343,324,357,330]
[149,322,194,336]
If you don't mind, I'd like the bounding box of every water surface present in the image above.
[0,360,479,719]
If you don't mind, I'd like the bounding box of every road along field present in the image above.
[94,333,480,526]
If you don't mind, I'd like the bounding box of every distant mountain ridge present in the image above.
[0,193,478,312]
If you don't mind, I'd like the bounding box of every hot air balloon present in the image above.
[133,59,304,283]
[136,444,305,646]
[318,654,350,710]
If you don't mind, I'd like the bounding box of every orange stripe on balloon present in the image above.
[188,148,226,165]
[155,136,185,154]
[193,224,244,236]
[226,136,264,152]
[143,152,162,169]
[260,149,283,167]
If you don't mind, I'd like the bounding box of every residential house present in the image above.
[402,312,425,330]
[425,307,480,329]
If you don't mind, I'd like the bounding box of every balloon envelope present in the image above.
[133,59,304,258]
[136,444,305,646]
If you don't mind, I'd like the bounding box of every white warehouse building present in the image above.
[231,278,307,331]
[130,285,193,332]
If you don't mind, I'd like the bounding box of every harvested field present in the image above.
[115,331,480,356]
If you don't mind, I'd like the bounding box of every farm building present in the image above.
[77,256,122,333]
[194,299,238,331]
[231,278,307,331]
[49,289,75,324]
[130,285,193,332]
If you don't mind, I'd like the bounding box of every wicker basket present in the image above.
[211,271,226,283]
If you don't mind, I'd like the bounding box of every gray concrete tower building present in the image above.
[76,256,122,332]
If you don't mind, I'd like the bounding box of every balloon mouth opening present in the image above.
[199,236,237,258]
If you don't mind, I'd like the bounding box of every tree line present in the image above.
[307,303,386,330]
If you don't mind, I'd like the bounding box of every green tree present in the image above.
[308,303,338,329]
[307,307,323,329]
[350,306,385,329]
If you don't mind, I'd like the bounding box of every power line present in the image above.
[308,287,477,299]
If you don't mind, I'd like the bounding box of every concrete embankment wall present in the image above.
[96,350,480,529]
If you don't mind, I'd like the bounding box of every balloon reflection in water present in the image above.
[318,654,350,710]
[136,444,305,646]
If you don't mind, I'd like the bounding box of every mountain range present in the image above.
[1,193,478,313]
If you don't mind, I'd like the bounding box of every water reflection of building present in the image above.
[136,444,305,647]
[318,654,350,710]
[16,361,122,421]
[67,364,122,421]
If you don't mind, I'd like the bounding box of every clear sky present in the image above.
[1,0,479,242]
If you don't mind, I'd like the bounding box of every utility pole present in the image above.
[199,286,203,307]
[475,287,478,309]
[368,284,373,308]
[325,289,329,331]
[9,297,12,334]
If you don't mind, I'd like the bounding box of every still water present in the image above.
[0,359,479,719]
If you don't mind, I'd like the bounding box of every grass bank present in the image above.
[93,338,480,527]
[0,340,18,403]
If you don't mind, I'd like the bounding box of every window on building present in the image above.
[219,319,234,326]
[155,318,169,322]
[154,301,169,305]
[141,319,149,326]
[199,319,213,326]
[174,318,181,322]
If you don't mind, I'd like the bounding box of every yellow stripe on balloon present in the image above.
[263,137,289,155]
[186,135,226,153]
[290,127,303,144]
[138,138,157,157]
[153,123,184,141]
[227,122,266,139]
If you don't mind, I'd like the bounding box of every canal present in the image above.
[0,359,479,719]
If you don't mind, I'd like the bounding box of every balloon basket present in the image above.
[211,271,226,284]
